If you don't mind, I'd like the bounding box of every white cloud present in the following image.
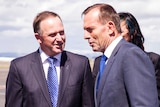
[0,0,160,56]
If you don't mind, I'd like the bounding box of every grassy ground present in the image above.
[0,61,10,107]
[0,61,10,69]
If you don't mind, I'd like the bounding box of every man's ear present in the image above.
[35,33,42,43]
[107,21,115,36]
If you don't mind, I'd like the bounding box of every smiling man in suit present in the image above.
[82,3,158,107]
[5,11,95,107]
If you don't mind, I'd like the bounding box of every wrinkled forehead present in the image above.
[39,17,64,33]
[40,17,63,27]
[83,9,101,26]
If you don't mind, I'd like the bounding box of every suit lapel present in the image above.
[57,51,72,106]
[96,56,115,106]
[94,56,101,107]
[96,39,124,106]
[30,51,52,106]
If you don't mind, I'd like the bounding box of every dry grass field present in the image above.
[0,61,10,107]
[0,61,10,70]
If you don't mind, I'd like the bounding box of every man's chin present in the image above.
[92,47,101,52]
[92,48,97,52]
[55,48,64,52]
[55,49,63,53]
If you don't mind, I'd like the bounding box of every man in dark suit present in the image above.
[5,11,95,107]
[82,3,158,107]
[147,52,160,104]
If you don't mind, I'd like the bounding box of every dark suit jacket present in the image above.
[93,39,158,107]
[5,50,95,107]
[92,56,101,82]
[146,52,160,104]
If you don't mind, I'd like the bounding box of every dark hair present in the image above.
[118,12,144,50]
[82,3,121,33]
[33,11,62,33]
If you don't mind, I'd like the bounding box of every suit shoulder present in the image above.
[11,51,38,63]
[64,51,88,60]
[146,52,160,58]
[120,41,144,53]
[63,51,89,62]
[113,40,149,60]
[146,52,160,63]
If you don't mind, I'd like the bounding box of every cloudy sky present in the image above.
[0,0,160,58]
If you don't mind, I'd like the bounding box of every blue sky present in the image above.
[0,0,160,58]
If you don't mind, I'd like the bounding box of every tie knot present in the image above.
[48,57,56,64]
[101,55,107,61]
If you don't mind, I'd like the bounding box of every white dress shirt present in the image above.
[104,36,123,64]
[39,48,61,85]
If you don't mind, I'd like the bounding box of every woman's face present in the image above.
[120,20,131,42]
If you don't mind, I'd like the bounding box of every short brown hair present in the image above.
[82,3,121,33]
[33,11,61,33]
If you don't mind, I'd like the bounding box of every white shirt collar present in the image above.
[104,36,122,58]
[39,48,61,64]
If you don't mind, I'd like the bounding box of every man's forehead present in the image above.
[85,8,99,18]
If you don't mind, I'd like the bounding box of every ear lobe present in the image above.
[35,33,42,43]
[108,28,113,34]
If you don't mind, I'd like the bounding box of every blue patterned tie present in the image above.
[47,57,58,107]
[96,55,107,91]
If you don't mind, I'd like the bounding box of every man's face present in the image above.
[36,16,66,56]
[120,20,131,42]
[83,9,109,53]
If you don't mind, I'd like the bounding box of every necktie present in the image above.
[96,55,107,91]
[47,57,58,107]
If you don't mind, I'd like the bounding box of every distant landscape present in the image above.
[0,52,27,58]
[0,52,97,69]
[0,52,101,60]
[0,61,10,69]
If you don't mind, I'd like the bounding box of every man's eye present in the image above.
[59,31,64,35]
[49,33,57,37]
[49,31,64,37]
[86,28,93,33]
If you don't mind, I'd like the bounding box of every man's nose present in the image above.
[55,33,63,41]
[84,31,90,40]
